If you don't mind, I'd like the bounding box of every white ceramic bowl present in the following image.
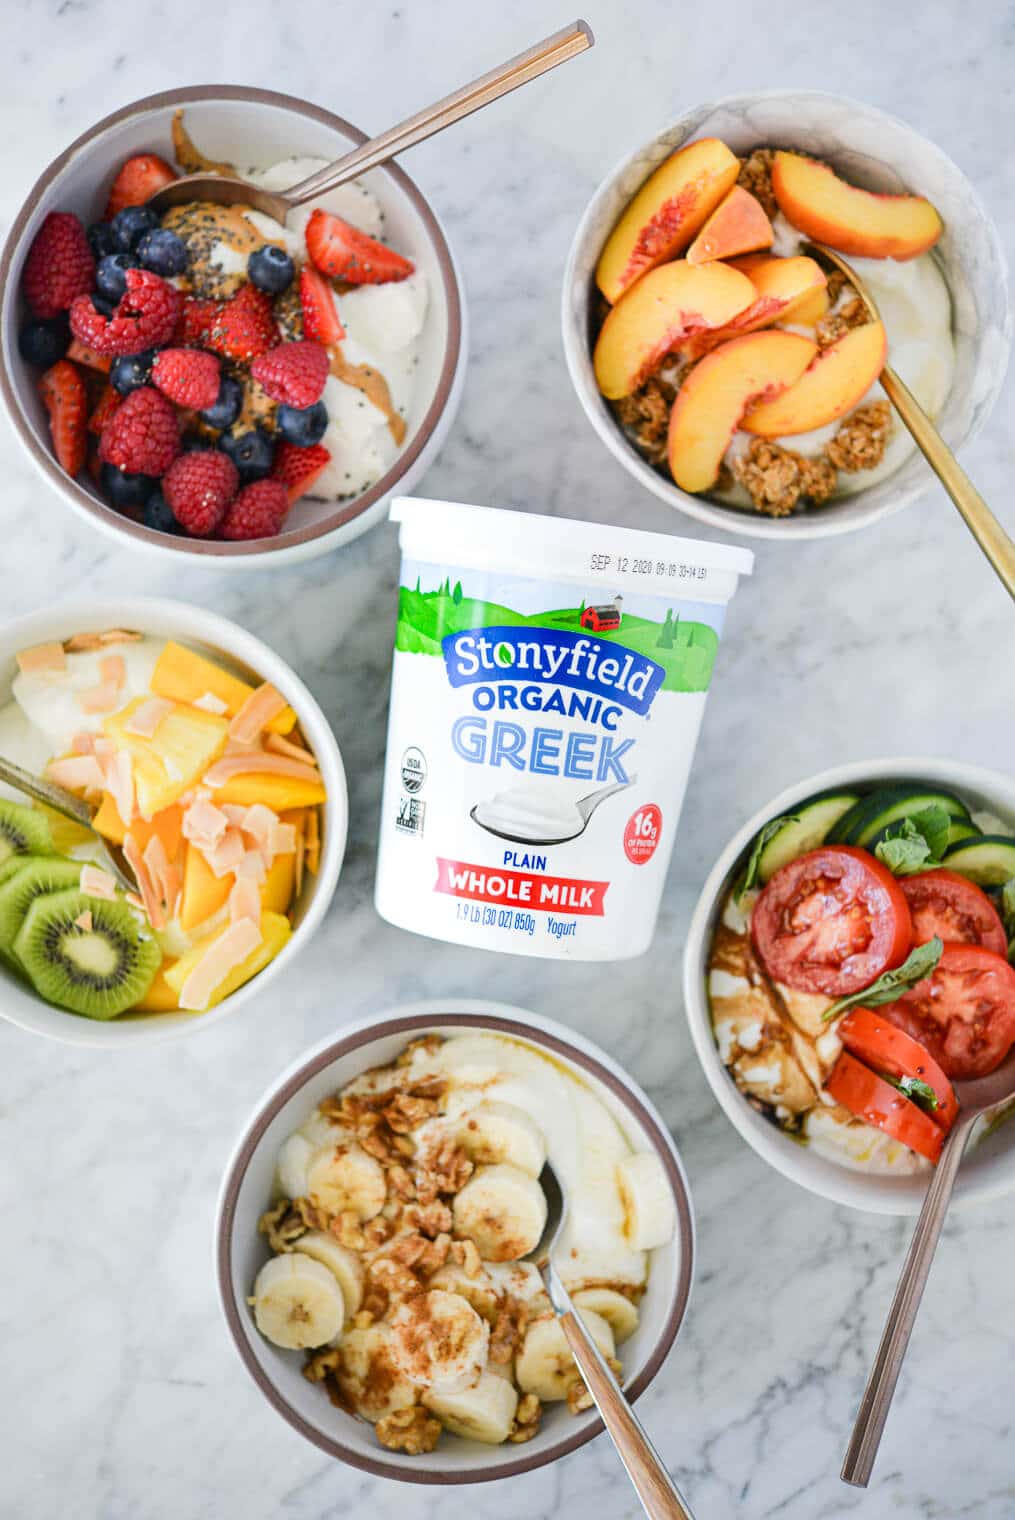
[0,596,347,1047]
[563,90,1011,541]
[0,86,466,567]
[217,1000,695,1483]
[683,757,1015,1215]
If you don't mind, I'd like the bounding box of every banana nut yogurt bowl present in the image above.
[562,91,1010,540]
[0,597,346,1048]
[217,1002,693,1482]
[0,87,464,564]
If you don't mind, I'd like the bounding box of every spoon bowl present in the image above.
[0,752,136,893]
[470,777,634,846]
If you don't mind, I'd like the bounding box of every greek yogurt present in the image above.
[375,499,752,960]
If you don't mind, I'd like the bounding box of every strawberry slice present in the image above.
[39,360,88,477]
[271,441,331,504]
[88,384,122,436]
[299,266,345,343]
[305,209,413,285]
[105,154,176,218]
[67,338,112,373]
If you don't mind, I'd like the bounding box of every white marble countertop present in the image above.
[2,2,1013,1516]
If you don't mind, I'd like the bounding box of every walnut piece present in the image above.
[415,1138,473,1200]
[376,1405,442,1455]
[732,439,837,517]
[566,1357,624,1416]
[613,377,675,465]
[509,1392,543,1443]
[257,1199,307,1253]
[384,1092,439,1134]
[403,1199,453,1239]
[450,1237,483,1278]
[736,148,778,220]
[303,1346,342,1383]
[826,401,893,473]
[489,1297,528,1364]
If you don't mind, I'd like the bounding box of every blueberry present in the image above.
[277,400,328,447]
[143,489,180,534]
[221,426,275,481]
[182,434,209,452]
[110,350,155,395]
[100,462,159,508]
[90,293,117,318]
[110,205,159,253]
[87,221,116,260]
[247,244,294,294]
[96,252,136,303]
[136,227,187,277]
[199,374,242,431]
[18,316,70,368]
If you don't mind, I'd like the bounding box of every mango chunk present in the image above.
[209,774,327,811]
[179,839,233,932]
[132,961,179,1012]
[165,910,292,1011]
[105,698,229,818]
[150,641,296,735]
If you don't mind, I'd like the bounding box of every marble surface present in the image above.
[1,2,1013,1516]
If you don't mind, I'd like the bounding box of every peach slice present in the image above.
[679,255,826,358]
[595,137,740,303]
[771,152,943,260]
[667,330,818,492]
[687,187,773,266]
[781,284,830,326]
[742,320,887,436]
[593,260,756,399]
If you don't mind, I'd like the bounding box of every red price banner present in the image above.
[624,804,662,865]
[434,858,608,916]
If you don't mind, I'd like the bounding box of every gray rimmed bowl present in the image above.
[216,999,694,1483]
[0,86,466,567]
[562,90,1010,542]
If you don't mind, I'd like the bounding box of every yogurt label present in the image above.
[375,500,752,961]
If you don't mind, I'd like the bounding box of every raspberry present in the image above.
[98,386,181,475]
[271,441,331,504]
[175,296,220,346]
[219,478,289,540]
[152,348,221,409]
[251,340,328,408]
[69,268,182,356]
[205,284,278,363]
[23,212,95,319]
[163,450,239,537]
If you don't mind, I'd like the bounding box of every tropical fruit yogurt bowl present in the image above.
[562,90,1010,541]
[0,86,465,565]
[0,597,346,1047]
[217,1001,694,1482]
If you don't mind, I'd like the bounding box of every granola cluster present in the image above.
[612,376,675,465]
[736,148,778,220]
[731,440,837,517]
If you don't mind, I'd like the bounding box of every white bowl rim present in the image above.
[682,755,1015,1214]
[561,87,1012,543]
[0,84,464,563]
[0,594,347,1048]
[215,997,696,1483]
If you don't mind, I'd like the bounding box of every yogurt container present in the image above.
[375,499,753,960]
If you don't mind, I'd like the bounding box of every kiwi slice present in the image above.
[0,855,33,890]
[0,856,84,956]
[14,888,160,1019]
[0,799,53,866]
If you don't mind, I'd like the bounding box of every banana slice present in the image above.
[251,1252,345,1350]
[452,1163,548,1262]
[306,1141,387,1220]
[515,1308,615,1401]
[423,1368,519,1444]
[456,1101,547,1178]
[427,1262,503,1321]
[335,1324,419,1421]
[616,1152,677,1252]
[390,1289,490,1395]
[572,1287,639,1343]
[293,1230,364,1324]
[276,1132,314,1200]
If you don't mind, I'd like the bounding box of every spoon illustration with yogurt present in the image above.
[471,778,635,846]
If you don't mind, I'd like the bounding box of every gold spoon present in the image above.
[0,754,137,893]
[803,241,1015,601]
[147,22,593,221]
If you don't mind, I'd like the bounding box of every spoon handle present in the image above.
[285,20,593,206]
[558,1308,695,1519]
[0,754,94,827]
[841,1110,976,1487]
[878,365,1015,601]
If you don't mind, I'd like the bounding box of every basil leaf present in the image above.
[884,1073,939,1114]
[734,814,799,904]
[1002,877,1015,965]
[874,804,951,877]
[822,937,944,1021]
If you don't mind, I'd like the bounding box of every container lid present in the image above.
[391,498,754,595]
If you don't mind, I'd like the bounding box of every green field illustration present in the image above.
[395,581,718,693]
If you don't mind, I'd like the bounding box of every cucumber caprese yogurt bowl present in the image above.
[683,760,1015,1213]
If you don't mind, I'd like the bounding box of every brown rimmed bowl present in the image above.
[0,86,466,567]
[216,999,694,1483]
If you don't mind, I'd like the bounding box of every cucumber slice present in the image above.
[757,793,861,882]
[941,835,1015,886]
[945,819,981,847]
[830,787,971,848]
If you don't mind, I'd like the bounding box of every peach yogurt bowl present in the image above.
[563,91,1010,540]
[0,598,346,1047]
[0,87,465,565]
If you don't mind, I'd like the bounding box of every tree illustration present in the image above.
[657,609,676,649]
[452,580,463,604]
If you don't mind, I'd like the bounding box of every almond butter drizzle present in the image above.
[171,109,236,177]
[329,350,406,446]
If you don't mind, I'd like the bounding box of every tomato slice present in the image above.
[838,1007,958,1131]
[825,1051,944,1164]
[883,943,1015,1081]
[899,869,1007,956]
[751,846,913,997]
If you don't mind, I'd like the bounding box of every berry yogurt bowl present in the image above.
[0,87,465,564]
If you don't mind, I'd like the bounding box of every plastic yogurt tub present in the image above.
[375,498,753,960]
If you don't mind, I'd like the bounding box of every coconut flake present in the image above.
[73,910,94,932]
[193,691,229,715]
[100,654,126,690]
[265,731,314,762]
[125,697,174,739]
[182,797,229,848]
[80,864,117,901]
[204,827,247,878]
[235,848,266,883]
[229,875,261,924]
[99,748,135,826]
[16,641,66,675]
[78,680,122,715]
[178,918,262,1012]
[203,752,321,789]
[47,754,106,792]
[124,835,166,931]
[228,683,288,745]
[270,821,297,857]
